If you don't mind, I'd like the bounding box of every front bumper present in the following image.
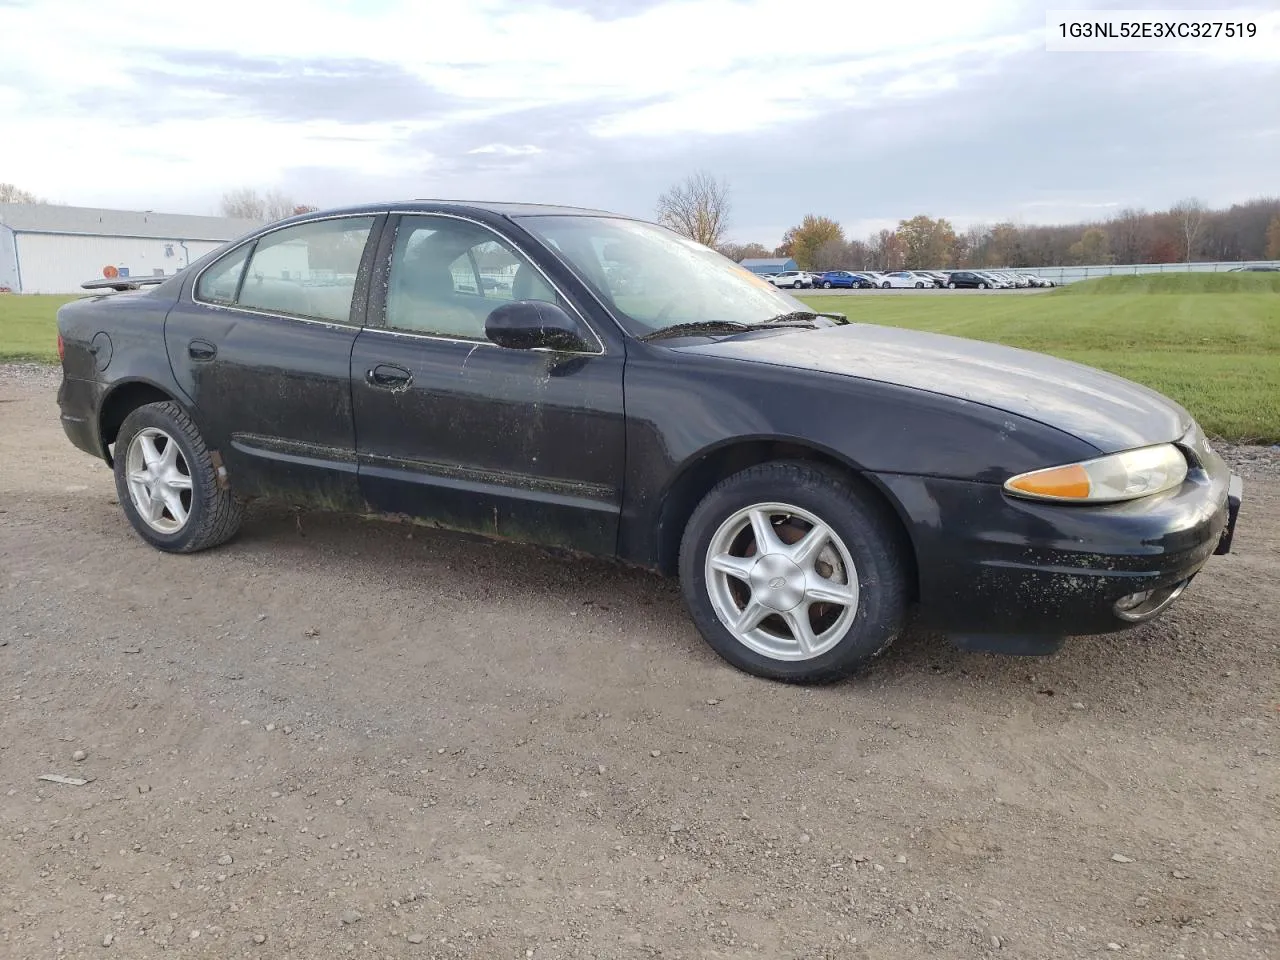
[875,447,1241,649]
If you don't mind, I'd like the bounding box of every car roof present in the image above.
[287,199,630,220]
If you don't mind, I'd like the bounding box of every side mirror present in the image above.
[485,300,591,352]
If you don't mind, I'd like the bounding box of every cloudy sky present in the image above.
[1,0,1277,245]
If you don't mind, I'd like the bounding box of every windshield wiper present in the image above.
[766,309,848,325]
[641,318,820,342]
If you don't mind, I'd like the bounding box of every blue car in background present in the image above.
[817,270,875,289]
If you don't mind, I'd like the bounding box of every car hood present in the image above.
[680,323,1191,453]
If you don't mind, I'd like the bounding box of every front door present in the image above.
[165,214,382,508]
[350,213,626,556]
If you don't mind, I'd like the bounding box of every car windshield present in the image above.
[516,215,806,336]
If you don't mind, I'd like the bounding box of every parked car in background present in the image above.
[817,271,875,289]
[920,271,951,286]
[879,271,931,289]
[945,271,995,289]
[1228,265,1280,272]
[1021,274,1056,287]
[910,271,945,288]
[768,270,811,289]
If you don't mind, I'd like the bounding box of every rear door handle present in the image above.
[366,363,413,389]
[188,339,216,361]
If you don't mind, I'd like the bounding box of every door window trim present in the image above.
[190,213,386,329]
[366,211,606,357]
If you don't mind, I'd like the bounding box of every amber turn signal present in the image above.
[1005,464,1091,499]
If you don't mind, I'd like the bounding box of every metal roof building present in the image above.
[0,203,263,294]
[738,256,797,275]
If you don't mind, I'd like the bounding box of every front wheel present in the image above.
[978,282,988,289]
[679,462,909,683]
[114,401,244,553]
[914,281,925,288]
[881,281,891,289]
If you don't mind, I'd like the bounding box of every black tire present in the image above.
[881,281,891,289]
[947,281,956,289]
[978,282,987,289]
[914,281,925,288]
[823,281,832,289]
[792,281,803,289]
[113,400,244,553]
[678,461,909,683]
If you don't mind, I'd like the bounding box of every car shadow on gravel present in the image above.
[220,501,1254,709]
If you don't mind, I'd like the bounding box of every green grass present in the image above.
[800,274,1280,442]
[3,275,1278,441]
[0,294,82,361]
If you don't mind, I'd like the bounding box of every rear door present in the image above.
[349,213,626,556]
[165,214,383,507]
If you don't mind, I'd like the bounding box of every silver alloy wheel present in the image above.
[124,427,193,533]
[704,502,860,661]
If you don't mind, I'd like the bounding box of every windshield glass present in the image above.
[516,215,806,336]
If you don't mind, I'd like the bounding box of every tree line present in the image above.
[656,172,1280,270]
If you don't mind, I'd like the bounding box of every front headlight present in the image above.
[1004,444,1188,503]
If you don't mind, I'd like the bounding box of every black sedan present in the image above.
[56,201,1242,683]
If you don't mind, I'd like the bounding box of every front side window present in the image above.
[226,217,375,323]
[384,215,564,340]
[517,215,810,337]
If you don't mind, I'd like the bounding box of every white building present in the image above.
[0,204,263,294]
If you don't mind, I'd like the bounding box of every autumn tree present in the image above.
[777,215,844,270]
[867,229,905,271]
[1264,215,1280,260]
[717,241,771,261]
[0,183,44,203]
[1170,197,1207,262]
[811,237,852,271]
[1108,208,1149,264]
[897,215,958,269]
[219,188,312,222]
[655,170,731,248]
[1068,227,1111,265]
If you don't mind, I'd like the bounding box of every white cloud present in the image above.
[468,144,544,156]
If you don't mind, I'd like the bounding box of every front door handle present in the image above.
[366,364,413,389]
[188,339,216,361]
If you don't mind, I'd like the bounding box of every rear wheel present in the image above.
[679,462,909,683]
[823,281,832,289]
[947,281,956,289]
[113,401,243,553]
[792,280,803,289]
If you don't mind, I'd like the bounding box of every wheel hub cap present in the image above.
[749,554,806,612]
[704,502,861,662]
[124,427,193,534]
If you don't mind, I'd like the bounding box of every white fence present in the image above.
[990,260,1280,285]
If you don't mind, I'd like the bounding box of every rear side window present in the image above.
[198,217,376,324]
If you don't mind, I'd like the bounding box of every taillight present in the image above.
[57,333,65,362]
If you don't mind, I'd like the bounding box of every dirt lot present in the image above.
[2,363,1277,960]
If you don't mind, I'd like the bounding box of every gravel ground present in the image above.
[2,364,1277,960]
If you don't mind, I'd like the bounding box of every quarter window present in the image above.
[195,243,251,304]
[212,217,375,324]
[385,216,564,340]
